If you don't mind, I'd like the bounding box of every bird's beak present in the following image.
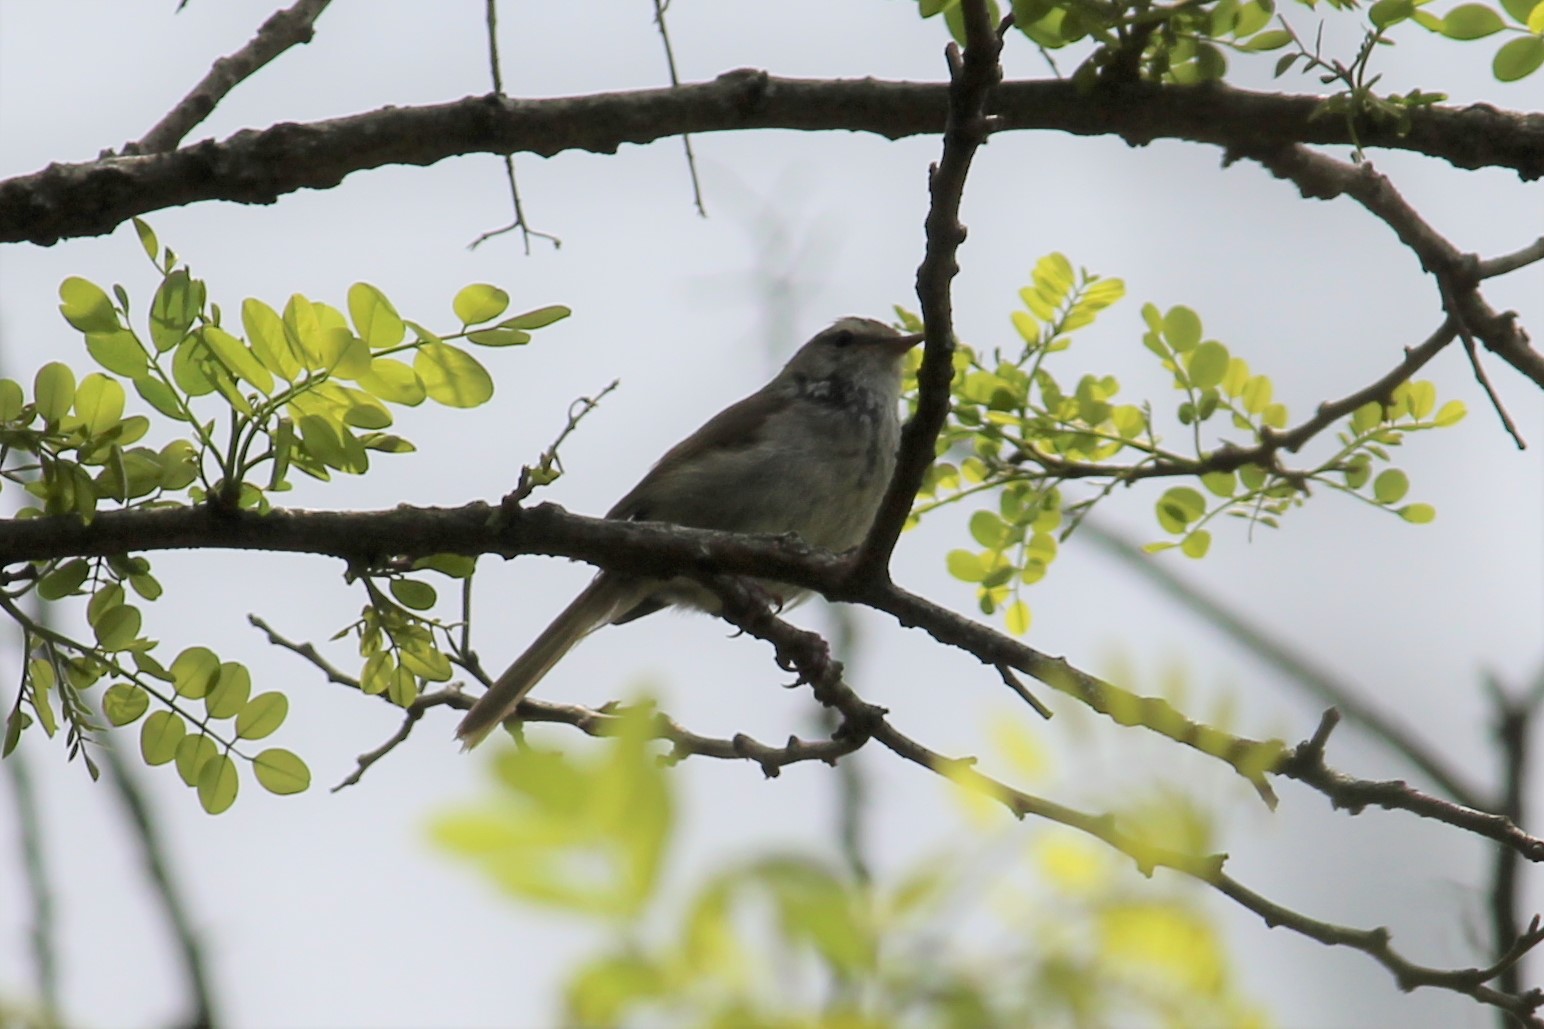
[883,331,927,355]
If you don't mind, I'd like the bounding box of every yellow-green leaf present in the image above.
[201,326,275,395]
[34,362,76,423]
[197,753,239,814]
[253,748,311,795]
[103,684,150,726]
[237,692,288,740]
[171,646,220,699]
[348,283,406,348]
[453,284,510,325]
[59,276,120,333]
[74,373,126,436]
[140,710,186,766]
[415,342,493,408]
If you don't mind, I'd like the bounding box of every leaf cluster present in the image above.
[903,253,1464,635]
[0,223,569,808]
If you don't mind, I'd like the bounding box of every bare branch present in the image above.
[1238,145,1544,392]
[467,0,560,253]
[856,0,1001,582]
[1280,710,1544,864]
[128,0,334,155]
[6,78,1541,247]
[651,0,707,216]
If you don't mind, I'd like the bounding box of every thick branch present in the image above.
[4,77,1541,246]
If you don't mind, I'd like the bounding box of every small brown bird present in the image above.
[456,317,924,748]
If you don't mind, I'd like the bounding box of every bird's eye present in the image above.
[831,329,855,347]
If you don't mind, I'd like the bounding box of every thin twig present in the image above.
[1461,334,1528,449]
[468,0,560,253]
[129,0,334,154]
[651,0,707,216]
[997,663,1053,720]
[505,380,620,505]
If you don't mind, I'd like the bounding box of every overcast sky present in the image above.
[1,2,1541,1026]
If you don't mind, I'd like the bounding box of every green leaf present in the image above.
[1441,2,1507,36]
[453,284,510,325]
[253,748,311,795]
[390,578,438,611]
[38,558,90,600]
[150,270,201,352]
[1434,399,1467,426]
[1004,599,1031,635]
[206,662,252,719]
[86,329,150,377]
[1241,27,1293,49]
[197,753,239,814]
[1200,470,1236,498]
[0,378,22,421]
[1370,0,1414,25]
[1156,486,1207,533]
[34,362,76,423]
[1494,35,1544,80]
[1181,530,1212,559]
[500,304,571,330]
[134,376,187,421]
[1186,341,1229,389]
[466,327,532,347]
[74,373,127,436]
[140,710,186,766]
[59,277,121,333]
[1162,306,1202,352]
[415,342,493,408]
[412,553,477,578]
[243,298,304,381]
[946,549,986,582]
[171,336,216,396]
[237,692,288,740]
[103,684,150,726]
[133,218,160,262]
[171,646,220,699]
[175,733,219,787]
[93,603,142,651]
[969,509,1007,548]
[201,326,275,395]
[355,358,426,406]
[1373,468,1410,504]
[1501,0,1539,21]
[348,283,406,348]
[1399,502,1437,523]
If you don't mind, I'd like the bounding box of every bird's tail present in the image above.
[455,576,629,750]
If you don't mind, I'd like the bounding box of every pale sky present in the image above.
[1,2,1541,1027]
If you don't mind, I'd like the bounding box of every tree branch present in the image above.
[709,576,1544,1028]
[127,0,334,155]
[1238,144,1544,393]
[5,77,1541,246]
[1280,710,1544,864]
[857,0,1000,582]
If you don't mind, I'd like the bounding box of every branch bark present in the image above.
[4,76,1541,246]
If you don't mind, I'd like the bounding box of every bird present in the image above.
[455,316,926,749]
